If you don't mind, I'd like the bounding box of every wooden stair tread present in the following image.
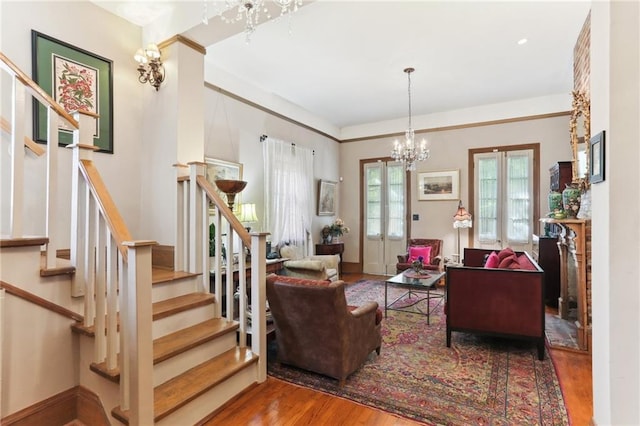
[152,267,199,284]
[112,347,259,423]
[154,318,239,364]
[90,318,239,382]
[0,236,48,247]
[153,293,215,320]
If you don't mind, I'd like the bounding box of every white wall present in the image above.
[0,1,145,243]
[591,1,640,424]
[339,115,573,264]
[203,85,341,247]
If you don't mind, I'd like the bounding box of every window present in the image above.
[472,146,537,250]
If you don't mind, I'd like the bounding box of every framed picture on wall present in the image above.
[317,180,336,216]
[205,157,243,208]
[589,130,605,184]
[31,30,113,153]
[417,170,460,201]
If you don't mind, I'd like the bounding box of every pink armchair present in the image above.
[396,239,443,273]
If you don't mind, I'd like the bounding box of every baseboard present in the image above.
[1,386,109,426]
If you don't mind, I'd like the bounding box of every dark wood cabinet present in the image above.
[533,235,560,308]
[315,242,344,276]
[549,161,572,192]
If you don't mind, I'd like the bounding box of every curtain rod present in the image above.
[260,134,314,155]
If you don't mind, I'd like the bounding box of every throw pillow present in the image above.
[484,251,500,268]
[408,246,432,264]
[498,253,520,269]
[497,247,515,262]
[516,254,538,270]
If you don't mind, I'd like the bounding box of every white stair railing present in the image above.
[0,52,79,269]
[178,163,268,382]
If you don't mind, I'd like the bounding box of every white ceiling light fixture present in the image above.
[391,67,430,171]
[216,0,303,42]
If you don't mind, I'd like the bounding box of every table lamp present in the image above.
[236,203,258,232]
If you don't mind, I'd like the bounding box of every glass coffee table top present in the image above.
[384,271,445,324]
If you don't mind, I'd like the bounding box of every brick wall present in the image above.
[574,11,591,94]
[574,11,592,338]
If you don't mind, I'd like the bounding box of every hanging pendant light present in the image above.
[391,67,430,171]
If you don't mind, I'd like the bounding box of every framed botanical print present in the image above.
[31,30,113,153]
[318,180,337,216]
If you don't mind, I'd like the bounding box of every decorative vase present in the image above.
[325,234,333,244]
[577,188,591,219]
[548,191,563,216]
[562,183,581,218]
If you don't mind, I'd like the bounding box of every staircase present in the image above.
[0,52,268,424]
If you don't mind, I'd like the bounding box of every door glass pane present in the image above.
[477,157,498,242]
[366,166,381,237]
[386,163,405,239]
[507,153,531,243]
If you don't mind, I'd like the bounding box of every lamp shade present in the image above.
[453,200,472,228]
[236,203,258,223]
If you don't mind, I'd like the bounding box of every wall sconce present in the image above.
[134,43,165,91]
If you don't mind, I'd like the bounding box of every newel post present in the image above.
[121,240,156,426]
[250,232,269,382]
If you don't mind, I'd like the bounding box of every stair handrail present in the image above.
[77,159,133,261]
[0,52,79,129]
[1,51,79,271]
[0,280,84,322]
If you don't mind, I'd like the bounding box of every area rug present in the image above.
[267,279,569,425]
[545,312,580,351]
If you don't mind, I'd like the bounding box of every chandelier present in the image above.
[214,0,303,42]
[391,67,430,171]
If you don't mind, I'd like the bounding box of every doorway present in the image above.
[469,144,540,253]
[360,158,408,275]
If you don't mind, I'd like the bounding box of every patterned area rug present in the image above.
[545,312,580,351]
[267,279,569,425]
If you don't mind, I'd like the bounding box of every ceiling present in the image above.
[94,0,591,136]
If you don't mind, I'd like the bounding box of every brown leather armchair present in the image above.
[266,274,382,385]
[396,238,443,273]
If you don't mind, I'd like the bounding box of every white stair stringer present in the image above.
[155,362,258,426]
[153,330,237,387]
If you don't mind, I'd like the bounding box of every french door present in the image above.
[472,146,537,253]
[361,160,407,275]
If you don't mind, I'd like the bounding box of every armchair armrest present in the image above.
[308,254,339,270]
[397,254,408,263]
[283,259,325,271]
[348,301,379,319]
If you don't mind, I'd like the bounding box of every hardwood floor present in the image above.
[205,273,593,426]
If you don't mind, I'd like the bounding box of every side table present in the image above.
[315,242,344,276]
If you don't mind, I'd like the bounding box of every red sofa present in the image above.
[445,248,545,360]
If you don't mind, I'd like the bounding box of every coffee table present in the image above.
[384,271,445,324]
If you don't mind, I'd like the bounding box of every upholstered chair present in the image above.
[266,274,382,385]
[396,238,444,273]
[279,244,339,281]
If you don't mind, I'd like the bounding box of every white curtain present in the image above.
[263,137,314,251]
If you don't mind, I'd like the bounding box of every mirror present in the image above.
[569,91,591,186]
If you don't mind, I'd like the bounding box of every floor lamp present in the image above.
[453,200,472,263]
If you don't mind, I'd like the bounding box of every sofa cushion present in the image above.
[408,246,432,264]
[484,251,500,268]
[497,247,515,261]
[498,254,520,269]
